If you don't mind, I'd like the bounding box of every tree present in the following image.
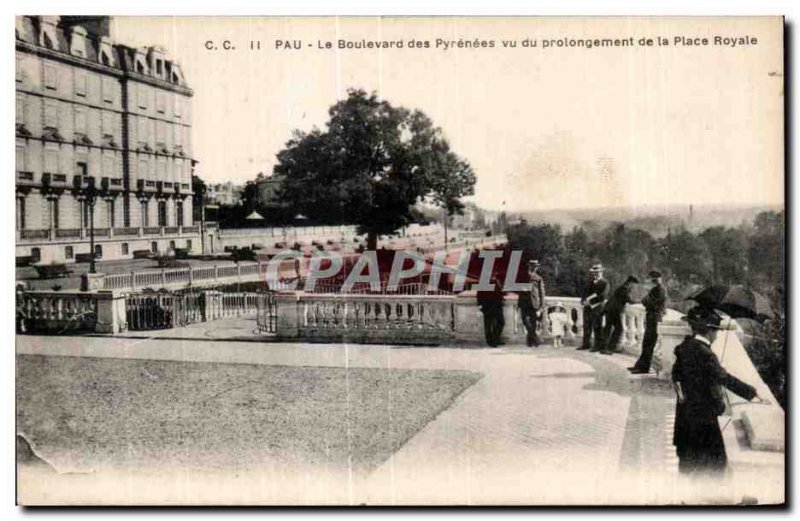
[699,226,748,285]
[275,89,476,249]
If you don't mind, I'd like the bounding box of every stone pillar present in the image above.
[94,290,127,333]
[202,290,221,321]
[81,272,106,292]
[274,291,302,340]
[453,290,483,345]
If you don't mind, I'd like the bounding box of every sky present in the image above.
[111,16,784,211]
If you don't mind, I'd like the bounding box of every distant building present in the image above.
[15,16,198,264]
[206,182,242,206]
[256,173,286,211]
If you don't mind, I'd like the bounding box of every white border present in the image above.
[3,1,796,519]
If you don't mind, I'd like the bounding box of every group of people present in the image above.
[477,256,770,479]
[478,259,667,375]
[576,263,666,375]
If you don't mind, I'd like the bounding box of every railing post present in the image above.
[130,271,136,290]
[189,266,194,284]
[161,268,166,286]
[214,264,219,281]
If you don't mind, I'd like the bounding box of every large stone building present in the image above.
[15,16,199,264]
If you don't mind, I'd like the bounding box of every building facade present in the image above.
[15,16,199,264]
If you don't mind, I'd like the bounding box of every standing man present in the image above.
[518,259,546,347]
[671,306,768,477]
[600,275,639,355]
[577,263,609,351]
[477,275,505,347]
[630,270,667,374]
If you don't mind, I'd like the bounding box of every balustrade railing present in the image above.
[17,291,98,333]
[293,293,455,344]
[55,228,82,239]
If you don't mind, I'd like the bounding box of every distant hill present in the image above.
[508,203,783,238]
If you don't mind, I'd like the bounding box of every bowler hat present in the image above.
[589,263,604,273]
[528,259,540,268]
[681,306,723,328]
[625,275,640,284]
[648,270,662,278]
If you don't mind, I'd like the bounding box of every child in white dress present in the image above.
[548,302,569,348]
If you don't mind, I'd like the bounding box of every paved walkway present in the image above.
[17,317,692,505]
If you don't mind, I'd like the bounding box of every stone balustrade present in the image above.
[17,290,126,334]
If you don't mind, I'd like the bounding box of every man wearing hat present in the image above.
[629,270,667,374]
[599,275,640,355]
[671,306,768,477]
[518,259,546,347]
[578,263,609,351]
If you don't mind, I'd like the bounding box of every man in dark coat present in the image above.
[629,270,667,373]
[600,275,639,355]
[577,263,609,351]
[671,306,767,477]
[477,275,505,347]
[518,259,546,347]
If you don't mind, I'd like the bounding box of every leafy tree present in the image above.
[275,89,475,248]
[699,226,748,284]
[748,211,784,291]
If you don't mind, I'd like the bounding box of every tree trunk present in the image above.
[367,231,378,250]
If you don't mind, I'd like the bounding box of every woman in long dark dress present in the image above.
[672,306,768,477]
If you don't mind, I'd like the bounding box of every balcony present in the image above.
[54,228,81,239]
[137,179,158,194]
[101,177,124,193]
[41,173,68,189]
[16,171,35,186]
[143,226,162,235]
[113,227,140,237]
[19,229,50,241]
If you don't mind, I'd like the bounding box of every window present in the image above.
[52,199,60,229]
[156,122,165,145]
[121,243,129,255]
[156,60,163,76]
[17,197,26,231]
[44,148,59,174]
[44,101,58,128]
[108,199,116,228]
[102,111,114,136]
[44,65,57,90]
[186,239,192,250]
[138,157,149,178]
[16,146,25,172]
[123,196,130,227]
[65,246,74,259]
[138,84,149,109]
[102,77,114,103]
[103,154,114,177]
[16,94,24,124]
[31,247,40,262]
[176,201,184,226]
[82,200,89,229]
[142,201,149,227]
[169,240,176,251]
[138,118,149,143]
[75,72,87,97]
[75,108,87,135]
[100,51,110,66]
[94,245,103,259]
[151,241,158,253]
[158,201,167,227]
[76,161,88,177]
